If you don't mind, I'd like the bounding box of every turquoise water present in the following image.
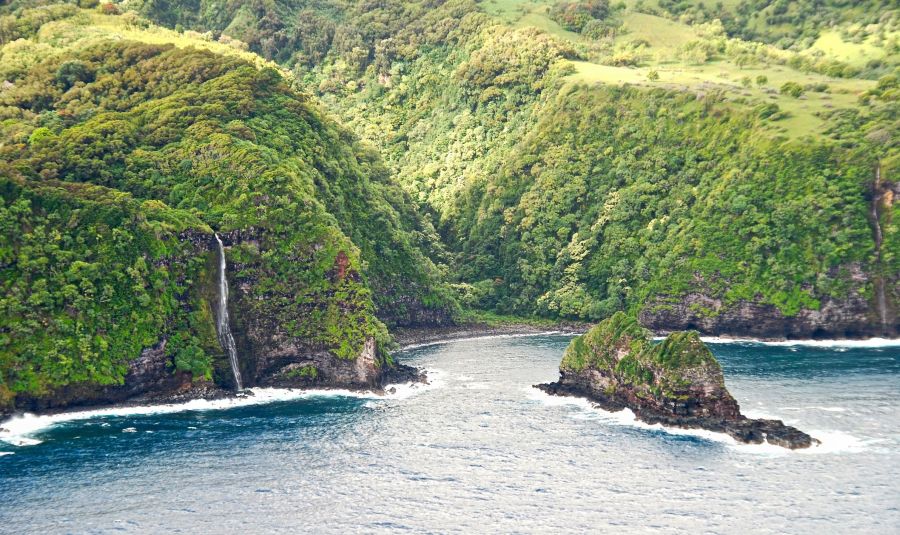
[1,335,898,533]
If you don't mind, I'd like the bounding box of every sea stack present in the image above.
[537,312,818,449]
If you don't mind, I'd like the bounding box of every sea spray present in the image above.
[527,387,862,456]
[0,373,443,447]
[215,233,243,390]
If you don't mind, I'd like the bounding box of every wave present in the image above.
[773,406,848,413]
[528,388,739,444]
[528,387,864,455]
[402,331,900,351]
[0,374,442,448]
[695,336,900,348]
[387,368,445,399]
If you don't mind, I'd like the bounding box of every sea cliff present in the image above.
[537,313,818,449]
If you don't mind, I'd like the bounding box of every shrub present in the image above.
[100,3,120,15]
[780,81,804,97]
[755,102,780,119]
[54,60,95,89]
[804,82,829,93]
[550,0,611,32]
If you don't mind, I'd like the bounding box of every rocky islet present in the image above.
[537,312,818,449]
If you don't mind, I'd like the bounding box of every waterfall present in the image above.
[870,163,888,334]
[215,233,243,390]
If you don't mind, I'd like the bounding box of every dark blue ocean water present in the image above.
[1,335,898,534]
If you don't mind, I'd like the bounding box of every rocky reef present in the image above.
[536,312,818,449]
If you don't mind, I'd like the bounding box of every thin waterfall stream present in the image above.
[214,233,243,390]
[870,163,888,334]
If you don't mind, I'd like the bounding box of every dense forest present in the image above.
[0,13,455,405]
[124,0,898,318]
[0,0,897,409]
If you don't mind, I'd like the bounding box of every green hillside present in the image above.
[123,0,897,321]
[0,8,456,404]
[0,0,896,407]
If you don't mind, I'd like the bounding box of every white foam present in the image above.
[530,387,864,455]
[0,451,13,456]
[798,430,869,455]
[526,387,597,411]
[0,375,442,447]
[2,434,41,447]
[778,406,848,413]
[695,336,900,348]
[727,429,872,456]
[384,368,445,400]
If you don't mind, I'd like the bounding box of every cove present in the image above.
[0,335,898,533]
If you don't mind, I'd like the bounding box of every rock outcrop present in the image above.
[9,340,231,417]
[639,290,897,340]
[1,228,427,420]
[536,312,818,449]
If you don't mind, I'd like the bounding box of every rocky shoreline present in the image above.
[536,313,819,449]
[536,381,818,449]
[392,321,589,350]
[0,363,429,428]
[394,320,898,349]
[0,321,574,424]
[4,318,894,426]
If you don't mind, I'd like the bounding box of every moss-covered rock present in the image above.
[539,312,818,449]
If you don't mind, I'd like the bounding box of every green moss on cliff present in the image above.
[650,331,719,372]
[0,177,210,398]
[0,20,455,404]
[561,312,724,393]
[284,365,318,380]
[561,312,648,372]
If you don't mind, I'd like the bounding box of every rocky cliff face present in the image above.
[537,312,818,449]
[235,323,387,391]
[220,229,422,391]
[641,173,899,341]
[374,286,456,329]
[1,228,425,420]
[639,288,897,340]
[8,341,228,418]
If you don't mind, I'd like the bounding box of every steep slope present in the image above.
[130,0,898,337]
[0,10,455,416]
[0,178,218,412]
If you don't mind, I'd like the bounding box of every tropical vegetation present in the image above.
[0,0,896,406]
